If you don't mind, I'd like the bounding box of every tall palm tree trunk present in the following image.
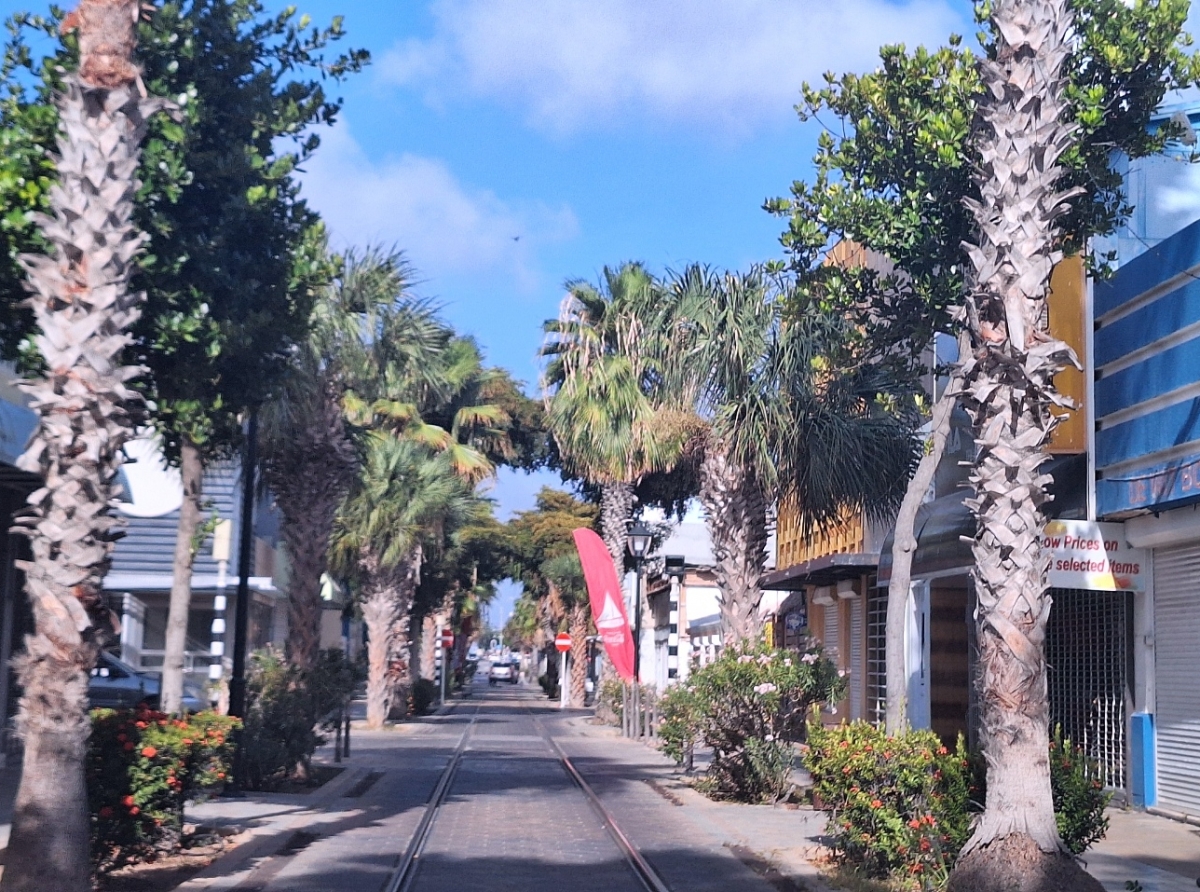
[361,577,397,728]
[950,2,1101,889]
[599,481,634,573]
[699,443,769,644]
[2,4,162,889]
[568,602,589,707]
[269,387,357,670]
[162,437,203,713]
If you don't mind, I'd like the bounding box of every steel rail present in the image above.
[531,712,673,892]
[383,702,479,892]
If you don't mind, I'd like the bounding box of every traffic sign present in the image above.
[555,632,572,652]
[441,629,454,649]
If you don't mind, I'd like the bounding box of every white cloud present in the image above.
[299,123,579,288]
[381,0,967,135]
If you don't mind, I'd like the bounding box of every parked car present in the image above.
[488,661,516,685]
[88,650,206,712]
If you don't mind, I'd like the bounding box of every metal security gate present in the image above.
[1045,588,1131,791]
[1152,545,1200,814]
[866,586,887,725]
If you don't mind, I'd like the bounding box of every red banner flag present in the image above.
[572,528,635,681]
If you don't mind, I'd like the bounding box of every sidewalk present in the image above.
[0,709,1195,892]
[565,720,1200,892]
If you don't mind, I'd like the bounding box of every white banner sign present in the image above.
[1041,520,1145,592]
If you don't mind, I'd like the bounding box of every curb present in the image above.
[174,763,369,892]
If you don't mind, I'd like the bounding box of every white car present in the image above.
[488,662,516,685]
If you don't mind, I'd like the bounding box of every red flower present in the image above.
[122,795,135,807]
[908,819,921,829]
[141,746,157,758]
[123,742,135,751]
[937,746,949,755]
[181,738,193,745]
[135,721,147,730]
[98,806,113,818]
[129,806,140,816]
[870,799,882,809]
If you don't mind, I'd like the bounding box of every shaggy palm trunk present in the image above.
[161,438,203,713]
[361,576,398,728]
[361,550,419,728]
[568,602,589,707]
[699,443,769,644]
[950,3,1101,889]
[419,613,438,681]
[267,385,357,670]
[3,4,162,889]
[600,480,634,573]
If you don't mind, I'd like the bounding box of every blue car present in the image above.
[88,651,207,712]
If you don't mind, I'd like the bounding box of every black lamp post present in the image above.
[627,521,653,682]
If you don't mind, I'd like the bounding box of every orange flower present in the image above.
[181,738,193,745]
[908,819,921,829]
[141,746,157,758]
[870,799,882,809]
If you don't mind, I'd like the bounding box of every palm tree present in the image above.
[259,247,445,671]
[2,4,164,889]
[333,436,482,727]
[541,263,683,573]
[657,265,917,643]
[948,3,1102,891]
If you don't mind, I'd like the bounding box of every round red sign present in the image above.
[554,632,572,652]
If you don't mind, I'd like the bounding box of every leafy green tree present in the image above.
[766,0,1200,736]
[503,488,598,705]
[766,1,1198,887]
[0,0,367,712]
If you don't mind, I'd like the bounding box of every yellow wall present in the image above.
[1047,254,1087,454]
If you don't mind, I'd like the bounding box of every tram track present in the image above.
[382,687,672,892]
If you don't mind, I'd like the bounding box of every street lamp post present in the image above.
[627,522,652,737]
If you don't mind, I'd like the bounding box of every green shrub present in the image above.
[89,707,239,873]
[410,677,438,715]
[658,682,702,767]
[806,721,1112,885]
[240,647,357,790]
[1049,726,1112,855]
[806,721,972,885]
[667,642,844,802]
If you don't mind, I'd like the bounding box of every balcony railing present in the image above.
[776,501,866,569]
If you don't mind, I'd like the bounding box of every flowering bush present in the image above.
[806,720,973,885]
[89,706,239,873]
[806,721,1112,885]
[659,642,844,802]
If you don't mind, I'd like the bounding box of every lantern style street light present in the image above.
[627,522,653,682]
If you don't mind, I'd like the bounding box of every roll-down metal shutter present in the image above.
[850,596,865,720]
[1152,544,1200,814]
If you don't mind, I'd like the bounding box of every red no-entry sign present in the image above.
[555,632,572,652]
[441,629,454,649]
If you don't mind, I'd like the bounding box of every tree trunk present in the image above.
[600,480,635,574]
[162,438,203,714]
[266,381,357,671]
[950,2,1102,889]
[568,602,589,707]
[361,578,395,729]
[699,442,769,644]
[885,334,968,733]
[1,6,163,888]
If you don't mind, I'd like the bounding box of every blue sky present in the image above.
[288,0,975,532]
[0,0,1010,625]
